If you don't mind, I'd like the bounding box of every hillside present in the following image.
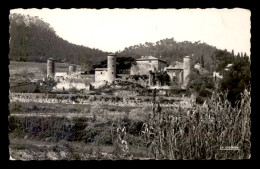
[9,13,109,69]
[115,38,247,73]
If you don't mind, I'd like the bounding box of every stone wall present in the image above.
[166,69,183,86]
[54,82,87,91]
[130,60,158,75]
[9,93,190,108]
[95,70,108,82]
[183,56,191,89]
[130,60,167,76]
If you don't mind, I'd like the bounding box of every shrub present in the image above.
[94,130,113,145]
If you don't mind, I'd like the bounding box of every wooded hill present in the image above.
[116,38,249,73]
[9,13,109,68]
[9,13,248,74]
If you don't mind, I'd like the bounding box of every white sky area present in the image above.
[10,8,251,56]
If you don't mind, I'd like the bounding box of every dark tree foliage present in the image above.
[116,38,222,72]
[219,55,250,106]
[201,54,204,68]
[116,57,136,74]
[187,68,215,98]
[91,57,136,74]
[162,71,170,86]
[35,78,57,93]
[214,49,234,74]
[151,71,171,86]
[9,13,108,68]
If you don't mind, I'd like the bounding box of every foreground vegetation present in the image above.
[141,89,251,159]
[9,88,250,160]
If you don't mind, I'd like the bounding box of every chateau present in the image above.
[92,54,191,90]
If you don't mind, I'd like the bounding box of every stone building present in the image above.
[94,53,116,84]
[163,56,191,89]
[69,64,77,75]
[55,72,68,82]
[94,68,108,83]
[92,54,191,90]
[130,56,167,75]
[45,58,89,91]
[107,54,116,83]
[47,58,55,78]
[164,62,184,86]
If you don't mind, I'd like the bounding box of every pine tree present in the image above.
[231,49,235,62]
[201,54,205,68]
[237,52,241,58]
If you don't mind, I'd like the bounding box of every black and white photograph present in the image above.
[8,8,251,160]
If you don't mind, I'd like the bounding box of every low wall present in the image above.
[54,82,88,91]
[9,92,192,108]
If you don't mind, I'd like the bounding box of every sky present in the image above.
[10,8,251,56]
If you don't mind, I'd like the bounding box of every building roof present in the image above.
[95,68,107,71]
[165,61,183,70]
[108,53,116,56]
[165,67,183,70]
[136,56,167,63]
[226,64,233,68]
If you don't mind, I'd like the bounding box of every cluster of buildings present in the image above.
[47,53,233,92]
[47,53,232,93]
[93,54,191,90]
[46,58,88,91]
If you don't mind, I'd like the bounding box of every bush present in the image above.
[10,83,38,93]
[128,121,144,136]
[71,118,87,142]
[94,130,113,145]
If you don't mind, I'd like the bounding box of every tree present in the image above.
[187,68,215,101]
[231,49,235,62]
[237,52,241,58]
[35,78,57,93]
[162,71,170,86]
[214,50,233,73]
[9,13,108,65]
[201,54,205,68]
[219,56,250,106]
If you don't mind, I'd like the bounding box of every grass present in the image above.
[9,61,79,86]
[140,89,251,159]
[9,136,148,160]
[9,101,92,114]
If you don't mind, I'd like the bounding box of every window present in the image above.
[112,72,113,74]
[149,60,151,63]
[101,72,102,74]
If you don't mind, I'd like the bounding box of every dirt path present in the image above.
[9,113,93,118]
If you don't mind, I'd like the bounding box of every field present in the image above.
[9,61,81,86]
[9,99,149,160]
[8,88,251,160]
